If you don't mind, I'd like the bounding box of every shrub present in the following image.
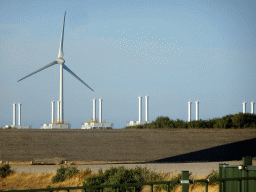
[65,166,79,178]
[83,166,164,192]
[154,173,182,192]
[0,164,14,178]
[52,166,79,183]
[207,170,219,185]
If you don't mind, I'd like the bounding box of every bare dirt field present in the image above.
[1,128,255,163]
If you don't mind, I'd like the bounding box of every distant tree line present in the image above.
[125,113,256,129]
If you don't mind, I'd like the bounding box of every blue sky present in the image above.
[0,0,256,128]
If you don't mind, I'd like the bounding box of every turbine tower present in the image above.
[17,12,94,124]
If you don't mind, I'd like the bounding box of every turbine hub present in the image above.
[57,58,65,64]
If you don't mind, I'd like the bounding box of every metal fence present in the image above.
[219,156,256,192]
[1,157,256,192]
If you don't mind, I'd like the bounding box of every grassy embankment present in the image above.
[0,164,219,192]
[126,113,256,129]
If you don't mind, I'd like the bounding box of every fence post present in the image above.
[242,156,251,192]
[150,185,153,192]
[205,182,208,192]
[166,184,170,192]
[181,171,189,192]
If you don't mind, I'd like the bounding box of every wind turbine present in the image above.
[18,12,94,124]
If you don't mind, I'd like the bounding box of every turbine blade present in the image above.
[17,60,58,82]
[58,11,66,59]
[63,64,94,92]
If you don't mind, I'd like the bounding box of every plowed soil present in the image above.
[0,129,256,162]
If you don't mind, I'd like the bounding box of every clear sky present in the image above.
[1,0,256,129]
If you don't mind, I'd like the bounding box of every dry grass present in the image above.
[0,161,146,166]
[1,161,32,166]
[0,170,219,192]
[0,170,92,191]
[173,185,219,192]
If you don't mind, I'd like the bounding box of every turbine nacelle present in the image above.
[57,58,65,64]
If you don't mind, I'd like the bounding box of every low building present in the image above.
[127,121,152,127]
[41,121,70,129]
[81,120,112,129]
[4,125,30,129]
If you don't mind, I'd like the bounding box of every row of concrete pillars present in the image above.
[242,101,255,114]
[50,99,104,124]
[188,101,199,122]
[51,101,61,123]
[188,101,255,122]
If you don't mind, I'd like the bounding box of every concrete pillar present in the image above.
[195,101,199,121]
[57,101,60,122]
[138,96,142,122]
[145,96,148,122]
[93,99,96,122]
[99,99,102,123]
[13,103,16,126]
[18,103,21,126]
[188,101,192,122]
[242,102,246,114]
[51,101,55,124]
[251,102,254,114]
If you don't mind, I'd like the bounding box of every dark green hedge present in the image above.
[125,113,256,129]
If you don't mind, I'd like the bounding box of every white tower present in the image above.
[58,12,65,124]
[99,99,102,123]
[18,103,21,126]
[138,96,142,122]
[59,64,63,122]
[242,101,246,114]
[145,96,148,122]
[251,101,255,114]
[195,101,199,121]
[51,101,55,124]
[13,103,16,126]
[188,101,192,122]
[17,12,94,127]
[93,99,96,122]
[57,101,60,122]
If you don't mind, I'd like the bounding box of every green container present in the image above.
[219,157,256,192]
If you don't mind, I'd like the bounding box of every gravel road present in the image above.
[10,161,256,177]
